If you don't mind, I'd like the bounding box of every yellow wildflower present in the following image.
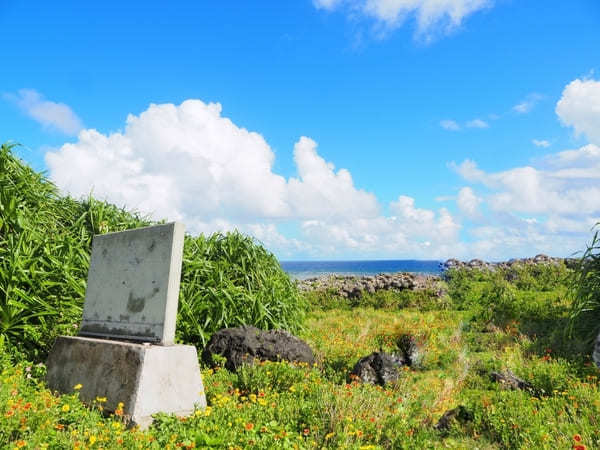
[73,384,83,390]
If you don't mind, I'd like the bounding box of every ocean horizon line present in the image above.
[280,259,443,280]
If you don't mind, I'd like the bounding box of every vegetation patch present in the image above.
[0,143,304,360]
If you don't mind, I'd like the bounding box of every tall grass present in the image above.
[0,143,150,359]
[0,142,304,360]
[178,231,305,347]
[569,224,600,342]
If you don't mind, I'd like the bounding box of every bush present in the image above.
[0,142,304,360]
[177,231,306,347]
[0,143,152,360]
[569,224,600,343]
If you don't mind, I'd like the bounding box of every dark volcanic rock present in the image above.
[202,325,314,372]
[434,406,473,432]
[491,370,533,391]
[257,329,315,366]
[350,352,405,386]
[396,334,423,368]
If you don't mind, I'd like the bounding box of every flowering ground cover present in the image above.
[3,264,600,449]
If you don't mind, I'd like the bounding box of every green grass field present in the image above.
[2,266,600,449]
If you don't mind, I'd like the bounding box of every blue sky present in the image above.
[1,0,600,260]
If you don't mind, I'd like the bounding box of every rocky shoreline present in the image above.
[296,272,440,298]
[296,254,577,298]
[442,254,578,271]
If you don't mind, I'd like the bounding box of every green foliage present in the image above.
[0,142,304,360]
[446,262,571,313]
[0,143,150,359]
[508,262,571,292]
[3,278,600,449]
[569,224,600,342]
[177,231,306,347]
[445,268,491,309]
[235,360,317,394]
[304,286,450,312]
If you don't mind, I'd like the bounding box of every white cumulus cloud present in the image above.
[446,76,600,259]
[47,100,381,226]
[457,186,481,218]
[46,99,462,259]
[288,137,379,220]
[556,77,600,145]
[4,89,83,135]
[452,150,600,216]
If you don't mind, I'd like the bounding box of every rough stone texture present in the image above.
[80,222,185,345]
[296,272,443,299]
[434,406,473,432]
[47,336,206,429]
[201,326,314,371]
[396,334,423,368]
[349,352,405,386]
[442,255,577,274]
[490,370,534,391]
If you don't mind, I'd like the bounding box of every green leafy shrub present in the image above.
[445,268,491,310]
[508,262,570,291]
[0,143,151,359]
[0,142,304,360]
[177,231,306,347]
[569,224,600,343]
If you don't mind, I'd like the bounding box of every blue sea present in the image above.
[280,260,443,280]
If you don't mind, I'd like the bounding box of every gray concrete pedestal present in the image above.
[46,336,206,429]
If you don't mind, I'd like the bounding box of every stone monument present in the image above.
[46,222,206,428]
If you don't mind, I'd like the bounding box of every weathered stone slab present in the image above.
[47,336,206,429]
[79,222,184,344]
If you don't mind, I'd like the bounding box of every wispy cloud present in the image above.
[313,0,493,41]
[513,93,543,114]
[441,118,490,130]
[440,119,460,131]
[3,89,83,135]
[466,118,489,128]
[532,139,551,148]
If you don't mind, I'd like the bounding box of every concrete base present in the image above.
[46,336,206,429]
